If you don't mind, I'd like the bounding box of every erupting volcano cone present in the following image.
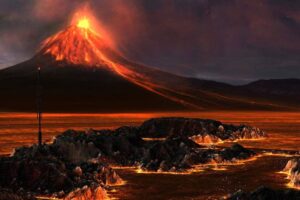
[34,15,201,109]
[0,13,190,112]
[39,17,112,67]
[0,9,294,112]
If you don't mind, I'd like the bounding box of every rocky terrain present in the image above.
[282,158,300,189]
[139,117,266,143]
[0,188,35,200]
[226,186,300,200]
[0,117,264,199]
[52,118,258,172]
[55,128,255,172]
[0,144,122,200]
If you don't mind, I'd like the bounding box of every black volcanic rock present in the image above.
[138,139,255,172]
[218,144,254,161]
[0,188,36,200]
[0,117,261,199]
[226,186,300,200]
[50,118,258,172]
[54,129,254,172]
[139,137,202,171]
[0,145,122,199]
[53,126,146,166]
[139,117,266,142]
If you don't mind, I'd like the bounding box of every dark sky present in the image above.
[0,0,300,84]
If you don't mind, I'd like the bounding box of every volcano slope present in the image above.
[0,19,298,112]
[0,24,186,112]
[0,58,185,112]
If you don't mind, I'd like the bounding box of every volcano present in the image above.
[0,15,299,112]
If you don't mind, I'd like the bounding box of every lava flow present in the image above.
[40,15,111,66]
[38,10,200,109]
[37,9,284,111]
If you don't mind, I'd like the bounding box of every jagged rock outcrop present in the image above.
[53,129,100,164]
[138,140,255,172]
[0,145,123,199]
[282,159,300,189]
[0,117,263,199]
[226,186,300,200]
[53,123,255,172]
[53,126,145,166]
[138,118,267,144]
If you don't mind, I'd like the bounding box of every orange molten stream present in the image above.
[40,16,202,108]
[40,17,140,90]
[41,17,110,66]
[39,15,284,110]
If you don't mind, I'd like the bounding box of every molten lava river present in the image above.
[0,111,299,199]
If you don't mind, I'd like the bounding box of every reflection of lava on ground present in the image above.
[1,112,300,199]
[113,155,297,200]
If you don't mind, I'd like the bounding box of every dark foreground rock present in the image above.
[0,117,261,199]
[282,159,300,189]
[139,117,266,143]
[0,144,122,199]
[0,188,36,200]
[53,125,255,172]
[226,186,300,200]
[139,141,254,172]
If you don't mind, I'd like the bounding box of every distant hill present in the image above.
[241,79,300,108]
[243,79,300,97]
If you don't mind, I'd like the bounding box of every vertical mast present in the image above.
[37,66,42,147]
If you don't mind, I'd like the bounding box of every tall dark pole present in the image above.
[37,66,42,147]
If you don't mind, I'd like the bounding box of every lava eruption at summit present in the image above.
[39,10,119,68]
[77,17,90,29]
[37,9,200,109]
[0,6,296,112]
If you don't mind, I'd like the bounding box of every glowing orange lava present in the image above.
[38,9,198,108]
[77,17,90,29]
[38,7,227,109]
[40,14,110,66]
